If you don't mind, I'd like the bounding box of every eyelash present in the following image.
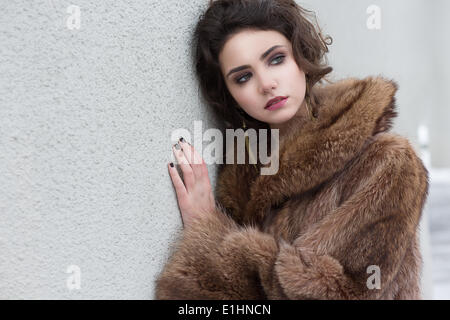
[234,54,286,85]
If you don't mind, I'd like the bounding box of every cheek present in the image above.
[287,61,305,81]
[231,87,254,107]
[285,62,306,91]
[232,90,263,118]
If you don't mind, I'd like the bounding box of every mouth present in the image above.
[265,96,288,110]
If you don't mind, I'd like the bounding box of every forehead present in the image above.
[219,29,290,70]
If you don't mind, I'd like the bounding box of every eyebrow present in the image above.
[226,45,285,79]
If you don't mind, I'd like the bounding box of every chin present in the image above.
[271,109,298,123]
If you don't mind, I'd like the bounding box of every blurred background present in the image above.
[0,0,448,299]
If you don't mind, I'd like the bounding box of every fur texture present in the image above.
[155,76,429,300]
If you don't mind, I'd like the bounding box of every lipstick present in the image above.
[265,97,288,111]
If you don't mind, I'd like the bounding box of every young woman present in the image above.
[155,0,429,299]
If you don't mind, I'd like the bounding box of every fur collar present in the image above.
[238,76,399,226]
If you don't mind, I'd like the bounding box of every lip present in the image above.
[265,97,288,111]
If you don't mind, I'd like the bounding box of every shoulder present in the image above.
[341,133,429,225]
[314,76,398,115]
[361,133,425,168]
[355,133,429,202]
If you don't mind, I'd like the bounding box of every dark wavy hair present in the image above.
[192,0,333,131]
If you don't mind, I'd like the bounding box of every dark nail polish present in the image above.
[179,137,185,143]
[170,162,174,167]
[174,143,181,150]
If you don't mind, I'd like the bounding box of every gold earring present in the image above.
[242,118,257,168]
[307,101,313,120]
[305,94,317,120]
[305,80,317,120]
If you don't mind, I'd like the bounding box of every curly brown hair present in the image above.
[192,0,333,131]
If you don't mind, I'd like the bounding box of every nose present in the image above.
[259,75,277,95]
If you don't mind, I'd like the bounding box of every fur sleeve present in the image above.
[154,203,286,299]
[155,138,428,300]
[276,138,429,299]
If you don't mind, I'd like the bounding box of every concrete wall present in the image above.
[1,0,447,299]
[0,0,216,299]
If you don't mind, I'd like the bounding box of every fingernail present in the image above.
[179,137,190,145]
[169,162,174,167]
[174,143,181,150]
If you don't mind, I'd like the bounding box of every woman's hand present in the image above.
[168,137,216,228]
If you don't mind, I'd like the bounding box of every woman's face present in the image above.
[219,29,306,127]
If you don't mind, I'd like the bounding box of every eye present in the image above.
[270,55,285,65]
[234,54,285,85]
[235,72,251,84]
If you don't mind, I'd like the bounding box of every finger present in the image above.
[168,162,188,201]
[179,138,204,180]
[178,137,203,165]
[172,143,195,190]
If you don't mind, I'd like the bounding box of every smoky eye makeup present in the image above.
[233,52,286,85]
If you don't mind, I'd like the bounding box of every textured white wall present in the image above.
[1,0,446,299]
[0,0,216,299]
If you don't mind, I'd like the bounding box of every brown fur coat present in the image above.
[155,76,429,300]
